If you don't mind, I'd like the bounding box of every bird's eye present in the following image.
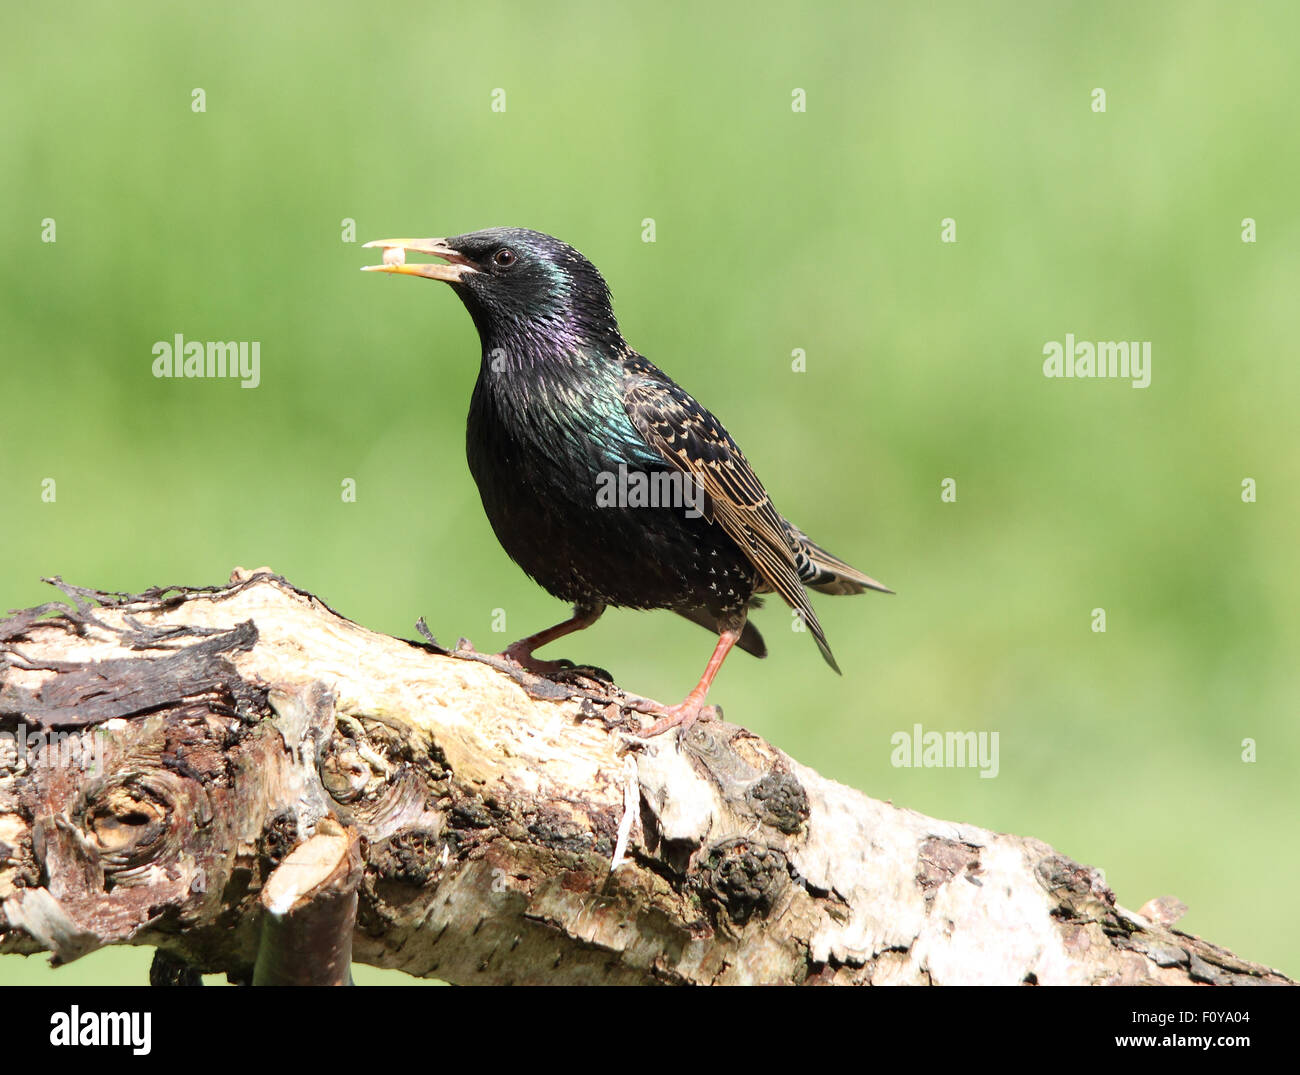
[493,248,516,269]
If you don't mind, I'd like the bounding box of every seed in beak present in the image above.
[382,246,406,267]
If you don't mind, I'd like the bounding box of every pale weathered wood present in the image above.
[0,572,1289,985]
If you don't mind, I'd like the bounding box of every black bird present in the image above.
[363,228,890,735]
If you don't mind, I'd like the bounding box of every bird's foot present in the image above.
[497,642,575,679]
[627,693,719,738]
[451,637,570,676]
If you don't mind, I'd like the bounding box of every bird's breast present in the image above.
[464,368,756,612]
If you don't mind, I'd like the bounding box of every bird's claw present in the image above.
[552,664,614,686]
[630,698,719,738]
[498,643,575,678]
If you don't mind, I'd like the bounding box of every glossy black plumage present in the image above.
[364,227,889,730]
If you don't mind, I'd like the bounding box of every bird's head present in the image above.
[363,227,621,357]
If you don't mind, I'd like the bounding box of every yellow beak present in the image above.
[361,238,479,282]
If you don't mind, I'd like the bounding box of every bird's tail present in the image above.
[786,525,894,596]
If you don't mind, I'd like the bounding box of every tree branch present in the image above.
[0,572,1288,985]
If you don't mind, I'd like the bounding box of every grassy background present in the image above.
[2,0,1296,984]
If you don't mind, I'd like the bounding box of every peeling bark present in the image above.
[0,572,1290,986]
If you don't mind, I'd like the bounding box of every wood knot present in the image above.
[697,837,788,926]
[370,829,443,886]
[746,772,810,835]
[322,716,443,839]
[77,772,191,884]
[261,811,300,866]
[320,744,371,804]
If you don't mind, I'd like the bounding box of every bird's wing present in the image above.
[622,365,839,672]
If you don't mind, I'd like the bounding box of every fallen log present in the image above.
[0,571,1288,985]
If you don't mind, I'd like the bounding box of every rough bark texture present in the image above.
[0,572,1289,985]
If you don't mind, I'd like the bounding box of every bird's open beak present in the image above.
[360,238,479,282]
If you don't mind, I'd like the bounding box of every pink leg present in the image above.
[635,626,741,737]
[499,603,605,676]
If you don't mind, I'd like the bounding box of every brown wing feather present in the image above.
[784,524,894,595]
[623,370,840,672]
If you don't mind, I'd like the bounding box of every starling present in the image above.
[363,228,890,735]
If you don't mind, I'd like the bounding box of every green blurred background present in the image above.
[3,0,1296,984]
